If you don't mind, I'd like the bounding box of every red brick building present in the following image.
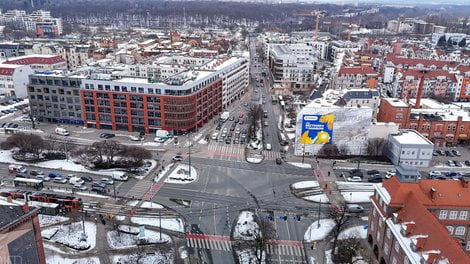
[331,66,378,90]
[368,176,470,264]
[377,98,470,147]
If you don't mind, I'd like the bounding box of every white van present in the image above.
[211,132,218,140]
[112,171,129,181]
[69,176,84,185]
[55,127,69,136]
[266,144,272,151]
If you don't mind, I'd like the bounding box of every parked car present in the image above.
[465,160,470,166]
[69,176,84,185]
[172,155,184,161]
[30,170,44,176]
[100,133,115,139]
[16,173,29,178]
[454,160,463,167]
[229,116,234,121]
[428,171,442,178]
[368,175,383,183]
[73,184,87,191]
[447,160,455,167]
[53,177,68,184]
[275,158,282,165]
[225,138,231,144]
[99,178,114,185]
[8,165,27,174]
[385,170,396,179]
[446,172,460,178]
[436,150,444,155]
[81,175,93,182]
[211,132,218,140]
[349,169,363,177]
[48,172,62,178]
[36,175,50,181]
[347,176,362,182]
[452,149,462,157]
[92,185,107,193]
[92,182,107,189]
[346,204,364,213]
[130,135,144,141]
[367,170,380,175]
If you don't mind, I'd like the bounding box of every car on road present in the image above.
[73,184,87,191]
[172,155,184,161]
[465,160,470,166]
[81,175,93,182]
[36,175,50,181]
[69,176,85,185]
[53,177,68,184]
[349,169,363,177]
[48,172,62,178]
[211,132,218,140]
[100,133,115,139]
[225,138,231,144]
[30,170,44,176]
[266,144,272,150]
[275,158,282,165]
[368,175,383,183]
[99,178,114,185]
[229,116,235,121]
[447,160,455,167]
[347,176,362,182]
[230,126,235,131]
[367,170,380,175]
[428,171,442,178]
[130,135,144,141]
[9,165,27,174]
[446,172,460,178]
[385,170,396,179]
[223,128,228,133]
[233,139,239,144]
[346,204,364,213]
[280,140,289,146]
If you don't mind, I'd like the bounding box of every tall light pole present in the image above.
[188,132,191,180]
[302,143,306,164]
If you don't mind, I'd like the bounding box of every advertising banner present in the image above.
[299,114,334,145]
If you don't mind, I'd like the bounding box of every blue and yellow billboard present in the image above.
[299,114,334,145]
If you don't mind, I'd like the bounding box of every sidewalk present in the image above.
[313,159,345,209]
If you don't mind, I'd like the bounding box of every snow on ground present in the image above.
[237,249,259,264]
[325,249,334,264]
[341,191,373,203]
[111,252,173,264]
[288,162,312,169]
[130,216,184,232]
[286,133,296,139]
[39,214,70,227]
[118,225,140,234]
[198,138,208,144]
[52,189,109,199]
[126,200,163,209]
[304,219,335,242]
[107,229,170,249]
[360,216,369,221]
[42,227,59,240]
[43,221,96,252]
[291,181,319,189]
[303,194,330,203]
[154,162,174,182]
[46,254,100,264]
[234,211,259,240]
[338,225,368,240]
[164,164,197,184]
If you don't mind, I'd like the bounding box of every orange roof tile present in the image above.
[338,66,377,75]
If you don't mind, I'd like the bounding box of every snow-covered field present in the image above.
[127,200,163,209]
[303,194,329,203]
[338,225,368,240]
[304,219,335,242]
[42,221,96,252]
[107,229,170,249]
[39,214,70,227]
[130,216,184,232]
[287,162,312,169]
[46,254,100,264]
[111,253,173,264]
[233,211,259,240]
[291,181,319,189]
[164,164,197,184]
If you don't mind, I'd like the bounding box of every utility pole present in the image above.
[113,181,116,199]
[317,198,321,228]
[188,132,191,180]
[302,143,305,164]
[159,211,162,241]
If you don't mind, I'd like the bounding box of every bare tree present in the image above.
[1,133,46,160]
[318,143,340,158]
[328,205,353,262]
[238,212,276,264]
[335,234,375,264]
[367,138,387,157]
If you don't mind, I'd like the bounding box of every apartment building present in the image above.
[57,45,91,70]
[0,9,62,38]
[331,66,378,90]
[387,130,434,167]
[368,175,470,264]
[0,204,45,264]
[28,74,84,124]
[392,69,458,99]
[0,43,33,58]
[3,54,66,71]
[0,64,34,97]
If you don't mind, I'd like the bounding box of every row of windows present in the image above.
[447,226,466,236]
[30,78,81,87]
[439,210,468,220]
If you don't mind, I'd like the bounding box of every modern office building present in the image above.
[387,130,434,167]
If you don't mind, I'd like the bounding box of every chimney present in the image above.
[22,202,30,212]
[430,187,437,200]
[461,178,469,188]
[415,71,427,109]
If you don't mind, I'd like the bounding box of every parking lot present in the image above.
[431,146,470,168]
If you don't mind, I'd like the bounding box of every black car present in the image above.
[465,160,470,166]
[367,170,380,175]
[280,140,289,146]
[100,133,115,139]
[349,169,363,177]
[92,185,107,193]
[368,175,383,183]
[30,170,44,176]
[92,182,107,189]
[225,138,231,144]
[81,175,93,182]
[436,150,444,156]
[275,158,282,165]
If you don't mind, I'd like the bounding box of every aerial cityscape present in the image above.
[0,0,469,264]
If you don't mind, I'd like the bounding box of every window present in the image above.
[404,256,410,264]
[394,242,399,253]
[386,228,391,239]
[460,211,468,220]
[447,226,454,234]
[466,241,470,251]
[384,242,389,255]
[439,210,448,219]
[392,257,397,264]
[449,211,458,220]
[455,226,465,236]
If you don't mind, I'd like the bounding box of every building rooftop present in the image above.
[0,204,33,230]
[383,98,409,108]
[391,130,433,145]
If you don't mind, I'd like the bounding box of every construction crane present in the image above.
[294,10,327,37]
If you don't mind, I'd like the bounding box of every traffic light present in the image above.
[293,215,301,221]
[279,215,287,221]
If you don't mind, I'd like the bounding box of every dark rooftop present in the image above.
[410,113,444,121]
[0,204,32,230]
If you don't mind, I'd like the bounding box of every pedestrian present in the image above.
[325,184,328,189]
[333,161,336,167]
[340,173,344,178]
[328,171,331,177]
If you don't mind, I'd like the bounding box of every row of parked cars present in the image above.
[434,149,462,157]
[446,160,470,167]
[346,169,396,183]
[8,165,129,193]
[428,170,470,180]
[0,122,19,128]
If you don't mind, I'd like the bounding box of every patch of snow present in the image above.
[43,221,96,253]
[325,249,334,264]
[288,162,312,169]
[164,164,197,184]
[291,181,319,189]
[154,162,174,182]
[234,211,259,240]
[130,216,184,232]
[303,194,330,203]
[114,215,125,221]
[286,132,296,139]
[304,219,335,242]
[39,215,70,227]
[52,189,110,199]
[338,225,368,240]
[246,156,263,163]
[107,229,170,249]
[42,227,59,240]
[111,253,173,264]
[127,200,139,207]
[360,216,369,221]
[46,254,100,264]
[341,191,373,203]
[198,138,208,144]
[126,200,163,209]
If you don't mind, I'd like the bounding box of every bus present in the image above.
[271,95,278,105]
[14,178,44,190]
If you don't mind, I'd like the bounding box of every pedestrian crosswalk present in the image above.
[185,234,305,257]
[263,151,282,160]
[142,182,163,201]
[126,180,155,199]
[204,142,245,162]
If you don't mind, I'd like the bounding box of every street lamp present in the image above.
[188,132,191,180]
[302,143,306,164]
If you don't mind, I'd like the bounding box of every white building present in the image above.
[387,129,434,168]
[0,64,34,97]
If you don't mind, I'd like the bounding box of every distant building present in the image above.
[368,176,470,264]
[0,64,34,97]
[0,9,62,38]
[3,54,66,71]
[0,204,45,264]
[331,66,378,91]
[387,129,434,168]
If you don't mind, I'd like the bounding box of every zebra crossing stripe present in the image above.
[289,245,294,255]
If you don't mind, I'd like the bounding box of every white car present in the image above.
[130,135,144,141]
[347,176,362,182]
[154,137,166,143]
[73,184,87,191]
[385,170,396,179]
[429,171,442,178]
[211,132,218,140]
